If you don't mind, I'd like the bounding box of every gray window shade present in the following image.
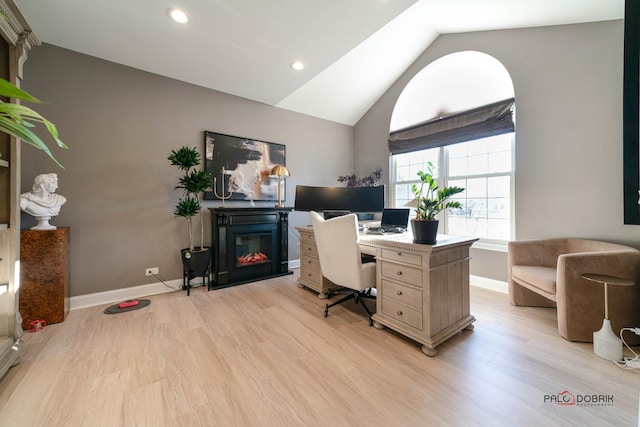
[388,97,515,155]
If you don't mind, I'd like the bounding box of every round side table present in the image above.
[582,273,636,361]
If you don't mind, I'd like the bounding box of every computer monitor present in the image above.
[322,210,351,220]
[294,185,385,213]
[380,208,410,229]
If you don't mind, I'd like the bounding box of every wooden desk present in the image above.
[296,226,337,298]
[296,226,478,356]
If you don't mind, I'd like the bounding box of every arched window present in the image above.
[389,51,515,244]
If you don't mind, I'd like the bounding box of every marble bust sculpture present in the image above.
[20,173,67,230]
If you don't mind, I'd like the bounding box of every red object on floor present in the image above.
[28,320,47,333]
[118,300,139,309]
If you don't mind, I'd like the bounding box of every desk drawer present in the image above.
[381,297,422,330]
[381,249,422,266]
[301,241,318,257]
[300,231,316,244]
[300,263,322,286]
[301,254,321,271]
[380,261,422,286]
[381,279,421,309]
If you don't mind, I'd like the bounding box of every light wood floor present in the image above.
[1,270,638,426]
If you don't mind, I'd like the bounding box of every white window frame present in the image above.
[390,133,515,247]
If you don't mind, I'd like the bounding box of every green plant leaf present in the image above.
[0,116,63,168]
[168,146,200,170]
[412,164,465,220]
[174,196,200,218]
[0,103,67,146]
[178,169,212,194]
[0,78,41,103]
[0,79,67,167]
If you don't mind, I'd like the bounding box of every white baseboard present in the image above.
[289,259,300,269]
[71,261,304,311]
[470,275,508,294]
[70,279,182,311]
[70,268,506,311]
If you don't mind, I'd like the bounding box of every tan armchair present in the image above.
[508,238,640,344]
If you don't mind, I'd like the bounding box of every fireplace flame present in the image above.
[237,252,269,265]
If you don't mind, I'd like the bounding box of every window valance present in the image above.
[388,97,515,155]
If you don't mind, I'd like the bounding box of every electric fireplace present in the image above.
[210,207,292,288]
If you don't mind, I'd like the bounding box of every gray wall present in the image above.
[21,44,354,296]
[354,20,640,282]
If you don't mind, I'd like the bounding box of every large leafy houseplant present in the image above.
[410,162,464,244]
[0,78,67,167]
[168,146,212,252]
[411,162,464,220]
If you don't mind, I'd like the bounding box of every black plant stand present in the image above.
[183,267,211,296]
[181,247,212,296]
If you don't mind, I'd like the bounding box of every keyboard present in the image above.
[366,228,386,235]
[366,226,406,234]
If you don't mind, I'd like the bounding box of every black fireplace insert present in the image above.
[209,207,293,289]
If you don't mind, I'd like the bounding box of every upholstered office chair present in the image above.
[310,211,376,325]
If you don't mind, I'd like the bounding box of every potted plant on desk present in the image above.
[168,146,212,290]
[410,162,464,244]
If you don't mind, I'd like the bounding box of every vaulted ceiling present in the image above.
[15,0,623,125]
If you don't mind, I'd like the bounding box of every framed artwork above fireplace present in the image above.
[204,131,287,202]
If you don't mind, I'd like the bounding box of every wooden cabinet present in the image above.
[19,228,70,329]
[360,235,477,356]
[295,227,337,298]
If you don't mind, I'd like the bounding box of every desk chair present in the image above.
[310,211,376,325]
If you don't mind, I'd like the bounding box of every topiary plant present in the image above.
[168,146,212,252]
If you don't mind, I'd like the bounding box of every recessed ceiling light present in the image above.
[290,61,304,71]
[167,8,189,24]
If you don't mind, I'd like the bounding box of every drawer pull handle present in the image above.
[397,252,402,256]
[397,310,403,316]
[307,273,312,277]
[396,271,403,276]
[307,260,312,264]
[396,290,403,296]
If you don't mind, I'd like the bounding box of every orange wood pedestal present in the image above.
[19,227,70,330]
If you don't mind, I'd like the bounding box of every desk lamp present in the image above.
[270,165,290,208]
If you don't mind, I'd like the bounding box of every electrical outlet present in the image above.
[145,267,159,276]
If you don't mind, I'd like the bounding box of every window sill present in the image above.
[471,240,508,252]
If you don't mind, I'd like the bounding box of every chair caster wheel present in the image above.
[368,318,373,327]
